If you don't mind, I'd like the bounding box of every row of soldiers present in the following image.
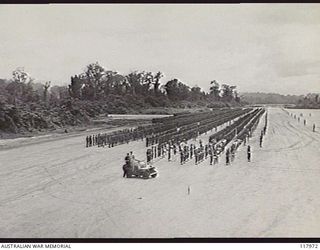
[208,108,262,144]
[145,109,250,148]
[85,128,147,148]
[85,109,230,149]
[166,109,263,166]
[222,108,266,165]
[86,108,250,149]
[85,124,164,149]
[86,132,130,148]
[203,109,265,165]
[145,110,255,164]
[144,109,267,167]
[146,138,229,166]
[259,112,268,147]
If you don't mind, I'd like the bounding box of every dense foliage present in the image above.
[294,93,320,109]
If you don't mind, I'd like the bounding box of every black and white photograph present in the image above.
[0,3,320,241]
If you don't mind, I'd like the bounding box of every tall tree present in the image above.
[164,79,179,101]
[165,79,190,101]
[69,75,83,99]
[83,62,106,100]
[210,80,220,100]
[10,68,31,105]
[107,74,126,95]
[43,81,51,106]
[125,71,145,96]
[190,86,202,101]
[221,84,236,102]
[153,71,164,95]
[12,68,30,85]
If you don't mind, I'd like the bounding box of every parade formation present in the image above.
[84,107,318,179]
[84,107,272,178]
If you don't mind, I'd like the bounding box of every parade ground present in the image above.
[1,107,320,238]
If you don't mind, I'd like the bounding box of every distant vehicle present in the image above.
[123,159,158,179]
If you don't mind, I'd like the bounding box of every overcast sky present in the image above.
[0,4,319,95]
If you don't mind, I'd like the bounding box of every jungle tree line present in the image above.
[0,62,241,109]
[68,62,240,104]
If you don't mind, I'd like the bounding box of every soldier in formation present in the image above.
[247,145,251,162]
[225,148,230,165]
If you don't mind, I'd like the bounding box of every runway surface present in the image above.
[1,107,320,237]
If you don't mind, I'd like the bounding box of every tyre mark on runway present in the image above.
[0,153,92,178]
[262,119,315,153]
[0,179,55,206]
[0,154,100,205]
